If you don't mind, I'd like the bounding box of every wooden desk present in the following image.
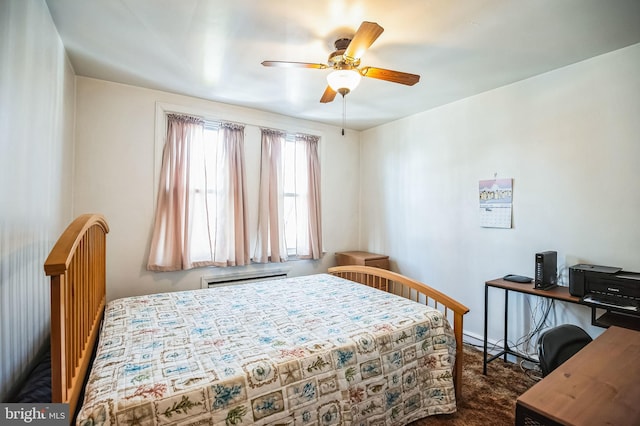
[515,326,640,426]
[483,278,640,375]
[483,278,582,374]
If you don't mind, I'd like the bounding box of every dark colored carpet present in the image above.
[410,345,538,426]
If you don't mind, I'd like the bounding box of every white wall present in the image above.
[360,44,640,348]
[0,0,75,401]
[73,78,360,302]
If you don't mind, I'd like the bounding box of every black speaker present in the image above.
[535,251,557,289]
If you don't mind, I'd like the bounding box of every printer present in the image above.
[569,264,640,313]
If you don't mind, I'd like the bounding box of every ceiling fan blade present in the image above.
[360,66,420,86]
[261,60,327,69]
[344,21,384,62]
[320,86,337,103]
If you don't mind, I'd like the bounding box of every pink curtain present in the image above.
[147,115,249,271]
[254,129,286,263]
[147,114,202,271]
[214,123,249,266]
[296,134,323,259]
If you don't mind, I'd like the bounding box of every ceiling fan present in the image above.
[261,21,420,103]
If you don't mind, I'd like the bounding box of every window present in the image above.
[282,135,304,255]
[148,110,320,271]
[147,115,249,271]
[188,122,223,262]
[255,129,322,262]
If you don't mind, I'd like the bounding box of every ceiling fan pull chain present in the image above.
[342,95,346,136]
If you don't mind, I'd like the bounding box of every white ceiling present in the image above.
[46,0,640,131]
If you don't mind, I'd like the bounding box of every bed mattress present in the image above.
[76,273,456,425]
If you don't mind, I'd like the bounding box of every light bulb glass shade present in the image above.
[326,69,361,92]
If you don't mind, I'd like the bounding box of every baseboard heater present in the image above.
[201,266,290,289]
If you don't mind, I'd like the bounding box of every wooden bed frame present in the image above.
[328,265,469,399]
[44,214,108,417]
[44,214,469,417]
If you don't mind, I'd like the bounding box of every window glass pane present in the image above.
[189,125,220,261]
[283,195,296,254]
[282,137,302,255]
[283,138,296,194]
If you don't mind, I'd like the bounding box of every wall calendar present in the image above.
[479,178,513,228]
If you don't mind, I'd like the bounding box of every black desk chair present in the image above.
[537,324,593,377]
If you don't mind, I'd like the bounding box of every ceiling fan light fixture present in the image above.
[326,69,361,93]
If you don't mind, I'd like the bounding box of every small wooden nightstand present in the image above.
[335,251,390,270]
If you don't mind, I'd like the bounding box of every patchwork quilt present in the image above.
[77,274,457,425]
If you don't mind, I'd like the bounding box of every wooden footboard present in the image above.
[328,265,470,399]
[44,214,109,417]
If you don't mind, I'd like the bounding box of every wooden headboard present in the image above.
[328,265,470,399]
[44,214,109,416]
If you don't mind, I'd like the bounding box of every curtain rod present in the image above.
[164,110,319,139]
